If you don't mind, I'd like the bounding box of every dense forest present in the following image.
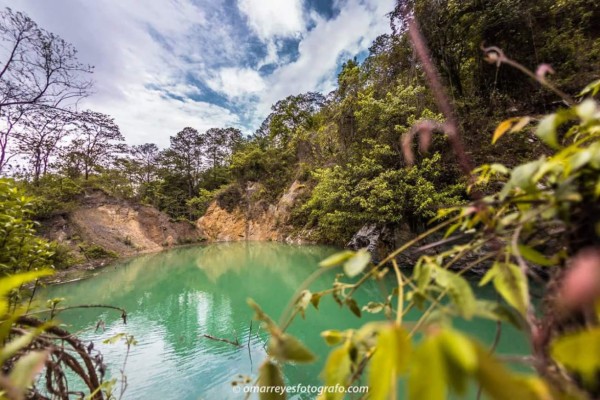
[1,0,600,399]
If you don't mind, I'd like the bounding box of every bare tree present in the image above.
[15,107,73,183]
[0,7,93,175]
[0,8,93,109]
[130,143,160,185]
[0,105,25,171]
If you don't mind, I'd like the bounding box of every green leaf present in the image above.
[247,298,278,332]
[493,263,529,316]
[369,325,411,400]
[408,335,446,400]
[269,333,316,363]
[0,270,53,316]
[321,330,346,346]
[438,330,477,395]
[439,330,477,372]
[576,99,598,123]
[310,293,322,310]
[508,159,544,192]
[414,259,432,291]
[536,114,560,149]
[432,267,476,319]
[474,343,544,400]
[321,345,352,400]
[343,249,371,278]
[103,332,126,345]
[319,251,355,268]
[473,300,524,329]
[9,351,49,391]
[480,263,500,287]
[565,149,592,175]
[258,360,286,400]
[516,245,554,267]
[551,327,600,387]
[443,222,461,239]
[579,79,600,97]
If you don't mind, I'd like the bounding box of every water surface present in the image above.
[41,242,530,399]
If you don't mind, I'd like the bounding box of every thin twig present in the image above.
[201,334,242,348]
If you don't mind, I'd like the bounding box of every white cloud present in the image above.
[0,0,243,147]
[237,0,306,40]
[206,68,266,98]
[107,87,239,147]
[0,0,394,144]
[258,0,394,112]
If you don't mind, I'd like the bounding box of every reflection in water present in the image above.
[40,242,530,400]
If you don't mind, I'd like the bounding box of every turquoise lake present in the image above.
[40,242,531,399]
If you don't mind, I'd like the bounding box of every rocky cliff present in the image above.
[196,180,312,244]
[41,189,204,259]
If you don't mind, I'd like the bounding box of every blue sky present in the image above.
[1,0,394,147]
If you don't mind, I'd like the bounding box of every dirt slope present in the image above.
[42,189,204,258]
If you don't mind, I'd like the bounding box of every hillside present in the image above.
[39,189,204,267]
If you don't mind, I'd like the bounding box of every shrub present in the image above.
[302,144,466,243]
[81,244,118,260]
[216,184,246,213]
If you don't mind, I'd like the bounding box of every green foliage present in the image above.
[186,188,218,218]
[229,142,296,202]
[551,328,600,389]
[0,270,53,397]
[23,174,82,218]
[248,86,600,399]
[80,244,118,260]
[303,146,465,243]
[0,179,56,275]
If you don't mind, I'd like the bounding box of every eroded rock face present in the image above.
[347,223,416,264]
[41,189,203,257]
[345,222,501,274]
[196,180,313,244]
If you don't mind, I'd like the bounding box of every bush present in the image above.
[24,175,83,218]
[49,242,80,270]
[302,144,466,243]
[80,244,118,260]
[0,179,55,275]
[216,184,246,213]
[186,188,218,218]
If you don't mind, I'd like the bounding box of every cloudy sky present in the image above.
[2,0,394,147]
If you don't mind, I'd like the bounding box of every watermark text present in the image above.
[232,384,368,396]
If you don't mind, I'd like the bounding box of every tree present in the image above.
[0,8,92,175]
[161,127,205,197]
[0,105,25,172]
[0,8,92,110]
[15,108,73,184]
[260,92,325,148]
[65,110,124,180]
[204,127,242,187]
[333,60,362,153]
[130,143,160,186]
